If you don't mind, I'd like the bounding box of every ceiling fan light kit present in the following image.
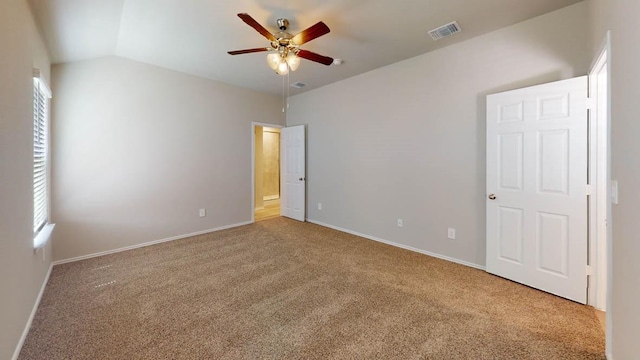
[277,58,290,75]
[266,46,301,75]
[286,53,301,71]
[228,13,334,76]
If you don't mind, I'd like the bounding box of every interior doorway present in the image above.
[253,124,282,221]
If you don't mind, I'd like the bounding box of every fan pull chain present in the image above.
[287,71,290,110]
[282,72,286,112]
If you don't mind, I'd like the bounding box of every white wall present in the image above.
[287,3,589,267]
[0,1,52,358]
[51,56,285,261]
[587,0,640,358]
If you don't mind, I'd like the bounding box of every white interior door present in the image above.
[281,125,305,221]
[486,76,588,303]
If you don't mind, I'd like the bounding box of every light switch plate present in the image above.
[611,180,619,204]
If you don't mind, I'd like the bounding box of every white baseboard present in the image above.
[306,219,485,271]
[52,221,253,266]
[12,263,53,360]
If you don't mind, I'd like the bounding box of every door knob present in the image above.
[488,194,496,200]
[299,177,305,181]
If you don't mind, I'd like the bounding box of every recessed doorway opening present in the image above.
[253,124,282,222]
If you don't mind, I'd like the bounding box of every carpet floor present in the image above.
[19,217,605,359]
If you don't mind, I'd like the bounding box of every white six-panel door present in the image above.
[486,76,588,303]
[280,125,306,221]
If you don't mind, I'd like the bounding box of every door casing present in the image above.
[588,31,612,357]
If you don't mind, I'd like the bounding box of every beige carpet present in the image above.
[20,218,605,359]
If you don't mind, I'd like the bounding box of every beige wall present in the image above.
[263,128,280,199]
[0,1,52,358]
[587,0,640,358]
[254,126,264,209]
[287,3,589,267]
[255,126,280,210]
[51,56,285,261]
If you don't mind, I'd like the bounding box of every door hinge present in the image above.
[586,265,593,276]
[586,184,592,195]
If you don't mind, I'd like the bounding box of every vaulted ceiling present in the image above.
[28,0,583,94]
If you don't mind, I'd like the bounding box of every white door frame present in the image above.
[588,31,612,357]
[251,122,284,223]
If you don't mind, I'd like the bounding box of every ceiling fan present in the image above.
[228,13,334,75]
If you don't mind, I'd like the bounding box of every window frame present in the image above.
[33,69,54,249]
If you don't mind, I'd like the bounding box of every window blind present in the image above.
[33,78,49,234]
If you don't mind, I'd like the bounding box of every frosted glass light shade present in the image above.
[276,60,289,75]
[267,53,280,70]
[286,54,300,71]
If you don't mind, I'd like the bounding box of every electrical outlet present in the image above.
[199,208,206,218]
[318,203,322,210]
[447,228,456,239]
[397,219,403,228]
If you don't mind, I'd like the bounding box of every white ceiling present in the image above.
[28,0,583,95]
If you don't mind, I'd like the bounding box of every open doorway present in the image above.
[253,124,282,221]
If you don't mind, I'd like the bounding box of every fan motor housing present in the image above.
[277,18,289,31]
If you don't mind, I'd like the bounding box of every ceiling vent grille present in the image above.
[290,82,306,89]
[428,21,462,40]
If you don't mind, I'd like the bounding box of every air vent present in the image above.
[290,82,306,89]
[428,21,462,40]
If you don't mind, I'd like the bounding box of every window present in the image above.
[33,69,54,248]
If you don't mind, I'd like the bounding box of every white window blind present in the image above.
[33,72,51,235]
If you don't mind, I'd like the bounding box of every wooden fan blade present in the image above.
[297,49,334,66]
[237,13,276,42]
[228,47,271,55]
[292,21,330,45]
